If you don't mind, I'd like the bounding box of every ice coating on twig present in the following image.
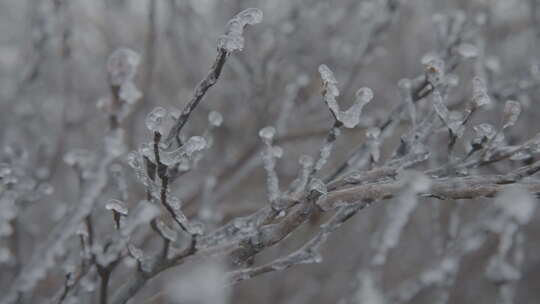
[471,77,491,109]
[259,126,282,210]
[105,199,128,216]
[145,107,168,133]
[318,64,373,128]
[432,90,464,138]
[502,100,521,130]
[217,8,263,53]
[160,136,207,166]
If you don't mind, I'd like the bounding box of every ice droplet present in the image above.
[145,107,168,133]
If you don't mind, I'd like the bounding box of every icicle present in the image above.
[217,8,263,53]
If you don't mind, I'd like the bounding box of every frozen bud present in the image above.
[259,126,276,141]
[208,111,223,127]
[145,107,168,133]
[502,100,521,130]
[424,58,445,86]
[471,77,491,110]
[107,48,141,86]
[456,43,478,59]
[105,199,128,216]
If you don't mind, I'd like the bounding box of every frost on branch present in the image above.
[318,64,373,128]
[217,8,263,53]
